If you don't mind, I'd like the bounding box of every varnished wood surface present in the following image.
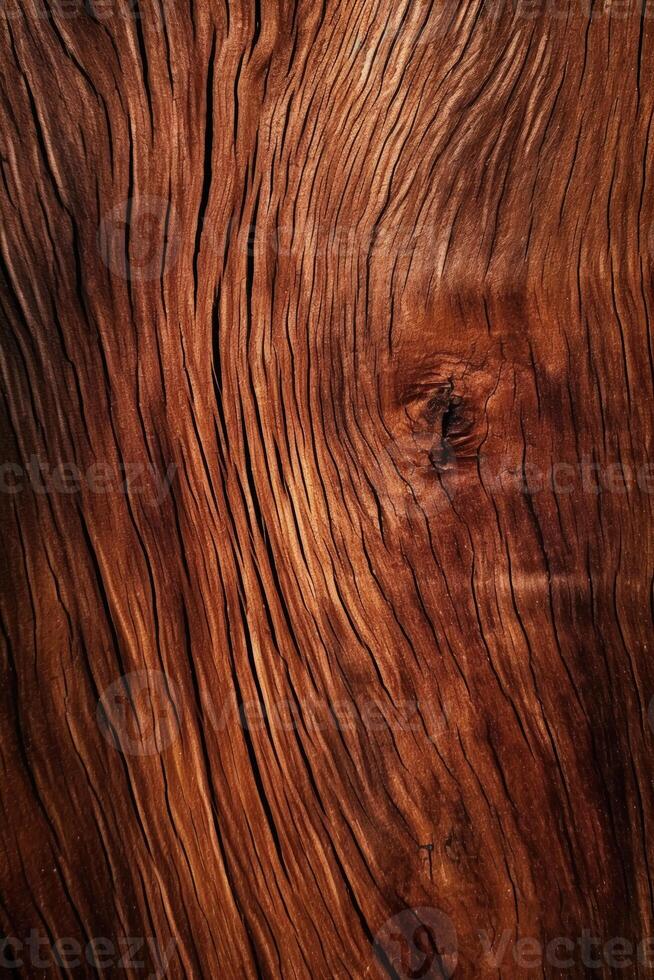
[1,1,654,976]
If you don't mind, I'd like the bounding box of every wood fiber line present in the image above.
[1,0,653,977]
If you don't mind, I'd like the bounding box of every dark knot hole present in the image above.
[424,385,462,472]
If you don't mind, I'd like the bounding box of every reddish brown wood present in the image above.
[1,1,654,976]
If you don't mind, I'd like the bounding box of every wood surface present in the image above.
[1,1,654,977]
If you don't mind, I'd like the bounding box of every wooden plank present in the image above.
[1,1,653,976]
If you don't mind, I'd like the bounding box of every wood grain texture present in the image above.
[1,1,654,976]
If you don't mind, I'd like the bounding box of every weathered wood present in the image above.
[1,1,654,976]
